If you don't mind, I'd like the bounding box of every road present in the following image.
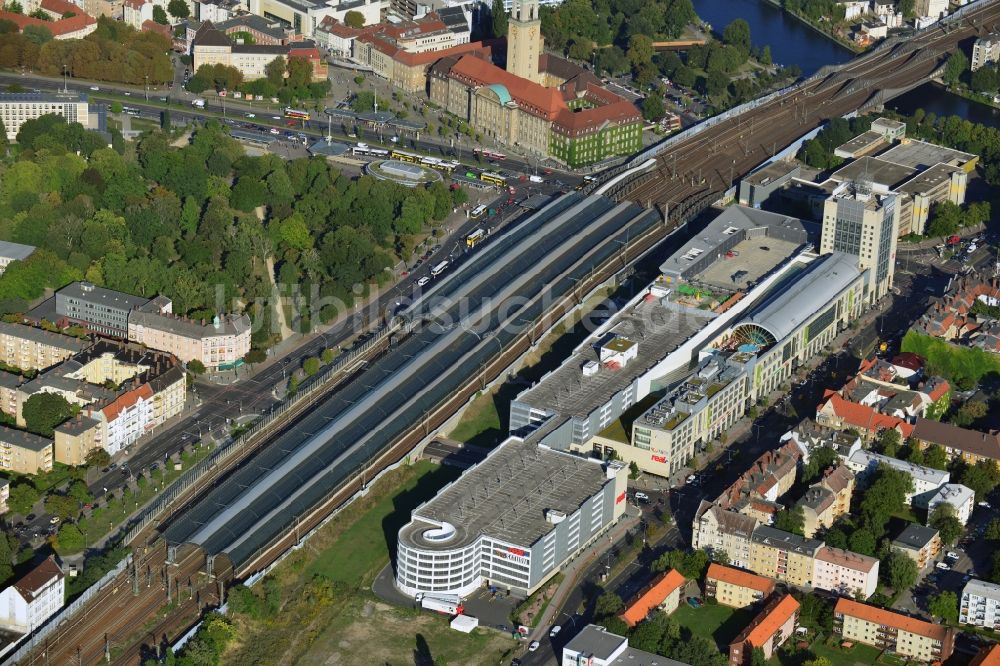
[614,2,1000,209]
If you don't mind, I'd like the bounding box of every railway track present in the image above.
[618,1,1000,207]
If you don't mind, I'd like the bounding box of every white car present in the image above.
[935,562,951,570]
[946,551,960,561]
[269,128,280,135]
[549,626,561,638]
[272,115,281,120]
[979,501,992,508]
[245,113,256,118]
[634,492,650,502]
[417,276,430,287]
[89,85,99,91]
[686,474,697,484]
[528,641,540,652]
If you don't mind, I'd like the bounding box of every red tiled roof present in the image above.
[620,569,685,627]
[818,391,914,438]
[740,594,799,648]
[122,0,144,9]
[448,54,564,119]
[288,46,320,60]
[142,19,171,38]
[815,546,878,572]
[971,644,1000,666]
[0,8,95,35]
[40,0,82,14]
[891,352,924,372]
[102,383,153,421]
[13,558,62,601]
[706,563,775,593]
[834,598,952,641]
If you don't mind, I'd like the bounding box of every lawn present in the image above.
[306,459,459,585]
[222,460,515,665]
[672,602,754,648]
[802,635,882,666]
[902,330,1000,385]
[448,390,502,446]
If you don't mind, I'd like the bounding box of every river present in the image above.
[690,0,1000,127]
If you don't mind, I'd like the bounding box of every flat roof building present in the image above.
[0,241,35,275]
[738,161,802,208]
[846,449,948,504]
[53,282,150,338]
[395,435,627,598]
[562,624,688,666]
[0,92,90,141]
[891,523,941,569]
[961,578,1000,629]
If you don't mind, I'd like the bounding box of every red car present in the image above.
[286,120,297,127]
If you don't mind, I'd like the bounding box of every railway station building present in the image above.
[394,435,628,598]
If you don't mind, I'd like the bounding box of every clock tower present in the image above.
[507,0,543,84]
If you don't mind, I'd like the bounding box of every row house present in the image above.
[728,594,800,665]
[834,598,955,661]
[705,563,775,609]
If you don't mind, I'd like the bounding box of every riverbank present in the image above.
[934,78,1000,111]
[757,0,865,54]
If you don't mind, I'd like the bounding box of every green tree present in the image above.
[722,19,751,57]
[877,428,901,456]
[187,359,207,375]
[929,503,963,545]
[774,505,805,536]
[265,56,286,88]
[152,4,168,24]
[55,522,85,554]
[642,94,665,121]
[8,483,40,515]
[848,528,876,557]
[491,0,507,38]
[321,348,335,364]
[961,460,1000,501]
[302,356,320,376]
[924,443,948,470]
[804,659,834,666]
[594,591,624,618]
[898,0,915,16]
[628,461,640,479]
[759,45,772,66]
[627,34,654,71]
[344,9,364,27]
[0,532,16,586]
[750,647,768,666]
[68,479,93,505]
[22,392,73,437]
[803,446,839,482]
[928,590,958,624]
[986,517,1000,542]
[45,493,79,521]
[952,400,987,427]
[883,550,919,593]
[942,49,969,86]
[167,0,188,18]
[669,635,726,666]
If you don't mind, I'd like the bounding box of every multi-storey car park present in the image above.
[160,193,660,572]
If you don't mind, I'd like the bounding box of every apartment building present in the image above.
[0,372,21,418]
[914,0,947,19]
[834,598,955,661]
[797,464,855,538]
[0,241,35,274]
[620,569,685,627]
[0,323,87,373]
[749,526,821,587]
[192,23,327,81]
[0,92,90,142]
[728,594,799,665]
[128,311,251,371]
[692,502,758,569]
[820,181,900,301]
[812,546,879,599]
[0,558,64,636]
[890,523,941,569]
[972,34,1000,71]
[0,426,52,474]
[911,418,1000,465]
[704,563,775,609]
[846,449,949,505]
[960,578,1000,629]
[922,483,975,526]
[0,477,8,514]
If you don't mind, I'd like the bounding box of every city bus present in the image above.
[430,260,449,277]
[466,228,486,247]
[475,148,506,161]
[391,149,421,163]
[480,172,506,187]
[284,108,311,121]
[470,204,487,219]
[353,144,389,157]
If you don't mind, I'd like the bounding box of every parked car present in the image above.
[936,562,951,570]
[549,626,561,638]
[634,492,650,502]
[946,551,960,561]
[528,641,540,652]
[979,501,992,508]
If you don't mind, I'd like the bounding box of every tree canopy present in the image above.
[22,392,73,437]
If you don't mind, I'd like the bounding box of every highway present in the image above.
[161,193,661,569]
[615,1,1000,209]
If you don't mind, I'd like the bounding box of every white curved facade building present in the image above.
[395,436,627,598]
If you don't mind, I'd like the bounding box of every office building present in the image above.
[246,0,380,36]
[620,569,685,627]
[561,625,687,666]
[0,323,88,373]
[890,523,941,569]
[820,181,900,300]
[960,578,1000,629]
[0,241,35,274]
[0,427,52,474]
[395,436,627,598]
[51,281,150,338]
[192,22,326,81]
[704,563,775,609]
[749,526,821,587]
[812,546,879,599]
[728,594,799,665]
[834,598,955,661]
[0,558,64,636]
[972,34,1000,71]
[0,93,91,142]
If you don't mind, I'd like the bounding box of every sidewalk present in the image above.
[529,506,642,641]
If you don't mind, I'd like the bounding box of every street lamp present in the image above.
[144,74,148,102]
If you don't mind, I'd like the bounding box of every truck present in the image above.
[419,596,464,615]
[529,175,544,183]
[191,99,206,109]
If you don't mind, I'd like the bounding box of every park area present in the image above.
[218,459,518,665]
